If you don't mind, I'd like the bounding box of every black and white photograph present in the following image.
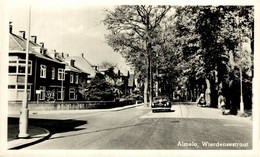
[0,0,259,157]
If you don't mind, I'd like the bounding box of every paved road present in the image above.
[21,102,252,150]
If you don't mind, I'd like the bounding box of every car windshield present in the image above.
[153,96,168,101]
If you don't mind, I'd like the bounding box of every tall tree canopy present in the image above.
[103,5,253,111]
[103,5,172,105]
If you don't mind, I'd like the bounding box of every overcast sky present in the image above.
[8,1,131,74]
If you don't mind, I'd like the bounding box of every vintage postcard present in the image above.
[1,0,259,157]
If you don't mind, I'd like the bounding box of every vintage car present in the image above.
[151,96,172,112]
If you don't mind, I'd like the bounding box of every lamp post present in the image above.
[18,5,31,138]
[239,67,244,113]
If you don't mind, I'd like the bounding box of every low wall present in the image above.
[8,100,135,111]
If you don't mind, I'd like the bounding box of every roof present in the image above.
[9,33,65,64]
[65,64,82,73]
[66,56,97,78]
[63,59,85,74]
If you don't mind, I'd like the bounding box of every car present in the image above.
[151,96,172,112]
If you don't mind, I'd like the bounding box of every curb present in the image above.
[9,103,145,115]
[8,127,51,150]
[109,103,144,112]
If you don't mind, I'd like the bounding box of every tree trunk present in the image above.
[149,53,153,107]
[144,77,148,107]
[155,68,159,97]
[209,74,218,108]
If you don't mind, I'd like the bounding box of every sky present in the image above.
[8,1,131,74]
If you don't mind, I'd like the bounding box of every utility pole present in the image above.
[239,67,244,113]
[18,5,31,138]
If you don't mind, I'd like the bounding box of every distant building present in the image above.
[66,54,97,79]
[63,57,89,101]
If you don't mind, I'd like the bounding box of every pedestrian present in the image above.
[197,93,205,106]
[218,92,226,115]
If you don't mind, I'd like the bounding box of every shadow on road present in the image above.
[46,119,180,140]
[49,122,152,140]
[8,117,87,135]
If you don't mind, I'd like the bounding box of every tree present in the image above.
[103,5,171,106]
[170,6,253,111]
[79,75,115,101]
[99,61,118,69]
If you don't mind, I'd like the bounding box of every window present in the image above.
[58,68,65,80]
[27,86,31,100]
[70,73,74,83]
[17,85,25,89]
[40,64,47,78]
[8,84,31,100]
[51,67,55,80]
[28,62,32,74]
[75,73,79,84]
[57,88,64,100]
[39,86,46,100]
[8,85,16,89]
[9,59,32,75]
[69,88,77,100]
[18,65,25,73]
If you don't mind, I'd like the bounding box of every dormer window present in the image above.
[40,49,47,55]
[70,60,75,67]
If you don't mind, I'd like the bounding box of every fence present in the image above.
[8,100,136,111]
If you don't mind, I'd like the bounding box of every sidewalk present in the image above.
[7,103,144,149]
[172,102,253,123]
[8,125,51,150]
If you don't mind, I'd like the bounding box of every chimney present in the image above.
[39,42,44,48]
[81,53,84,58]
[67,54,69,57]
[31,35,37,43]
[61,52,64,58]
[19,31,26,39]
[53,50,57,58]
[9,22,13,34]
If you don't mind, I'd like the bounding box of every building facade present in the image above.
[8,23,92,102]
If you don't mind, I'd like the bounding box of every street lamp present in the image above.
[18,5,31,138]
[239,67,244,113]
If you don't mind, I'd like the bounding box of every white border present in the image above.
[1,0,259,157]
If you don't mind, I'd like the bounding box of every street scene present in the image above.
[8,102,252,150]
[5,2,255,154]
